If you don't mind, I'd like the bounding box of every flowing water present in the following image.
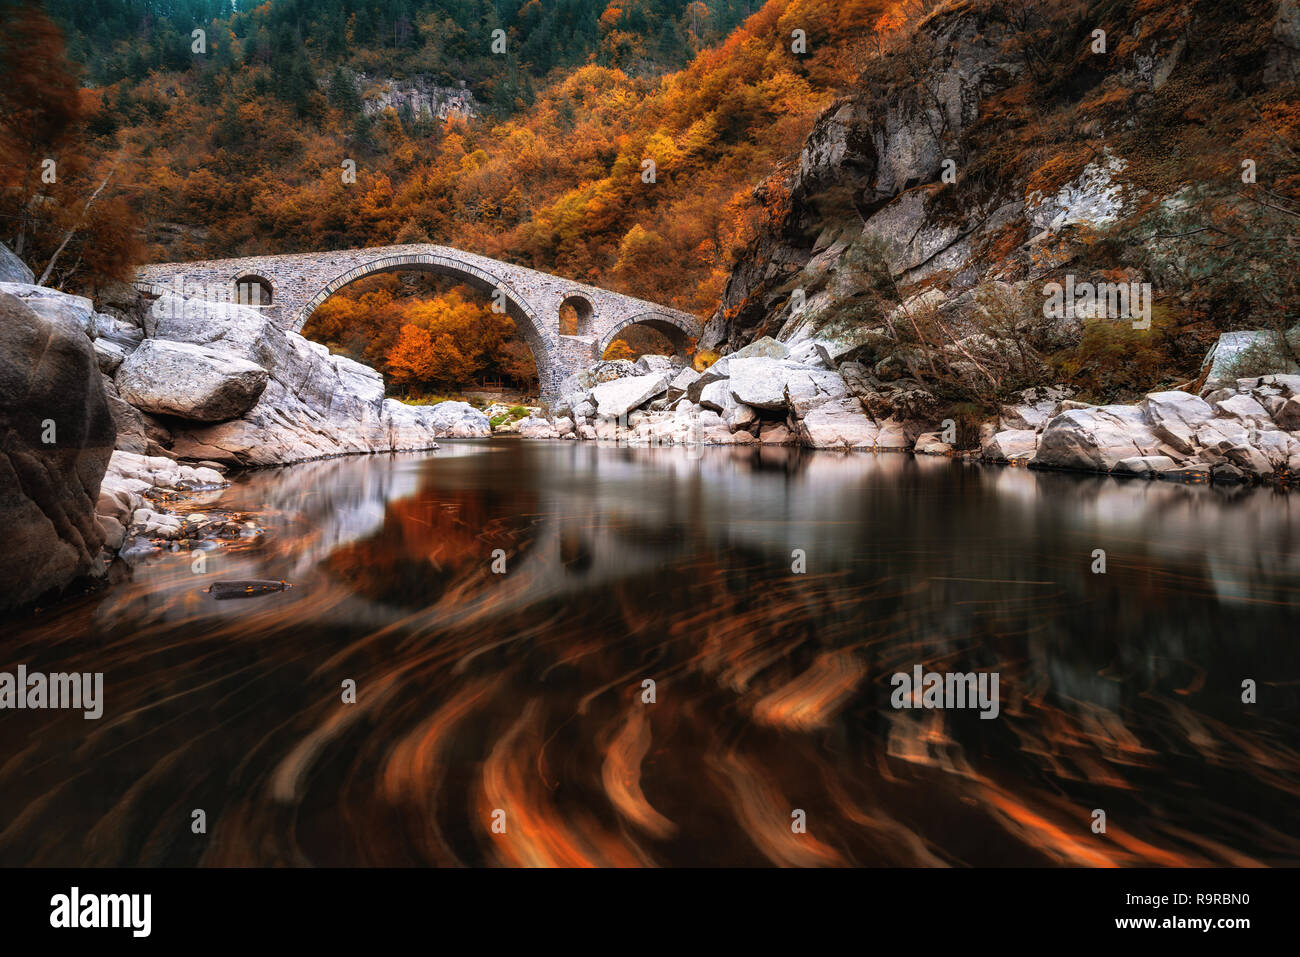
[2,441,1298,866]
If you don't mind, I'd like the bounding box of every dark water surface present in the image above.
[2,441,1298,866]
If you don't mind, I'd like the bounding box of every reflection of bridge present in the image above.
[135,244,702,397]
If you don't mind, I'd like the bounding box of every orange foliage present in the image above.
[304,277,537,394]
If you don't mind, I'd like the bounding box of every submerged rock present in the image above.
[206,579,292,600]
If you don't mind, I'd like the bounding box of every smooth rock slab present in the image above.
[0,282,95,333]
[591,373,668,417]
[0,243,33,283]
[1113,455,1178,475]
[116,339,269,422]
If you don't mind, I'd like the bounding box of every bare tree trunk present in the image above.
[37,156,119,287]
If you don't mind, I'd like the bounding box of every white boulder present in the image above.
[116,340,269,422]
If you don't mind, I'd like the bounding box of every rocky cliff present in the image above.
[703,0,1297,389]
[358,73,479,122]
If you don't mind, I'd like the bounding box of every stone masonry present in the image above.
[136,244,701,398]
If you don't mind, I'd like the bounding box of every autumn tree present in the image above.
[0,1,140,287]
[0,1,81,259]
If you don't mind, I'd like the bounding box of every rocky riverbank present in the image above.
[519,338,1300,486]
[0,266,490,611]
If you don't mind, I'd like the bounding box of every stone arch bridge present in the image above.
[135,243,701,397]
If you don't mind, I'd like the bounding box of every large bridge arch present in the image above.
[289,251,556,391]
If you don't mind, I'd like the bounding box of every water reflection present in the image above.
[1,442,1297,866]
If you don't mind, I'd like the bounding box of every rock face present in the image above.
[0,291,116,610]
[701,6,1018,354]
[0,243,34,284]
[1200,330,1300,389]
[120,291,478,465]
[681,1,1300,487]
[356,73,479,122]
[116,339,270,422]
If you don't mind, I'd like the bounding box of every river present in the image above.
[2,441,1298,866]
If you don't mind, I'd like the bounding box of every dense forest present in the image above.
[45,0,764,112]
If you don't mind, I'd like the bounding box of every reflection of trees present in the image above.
[324,487,537,608]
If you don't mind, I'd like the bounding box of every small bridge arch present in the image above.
[598,311,697,361]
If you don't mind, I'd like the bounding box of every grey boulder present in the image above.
[0,291,116,609]
[420,400,491,438]
[116,339,269,422]
[591,373,668,417]
[1141,391,1214,454]
[1032,406,1162,471]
